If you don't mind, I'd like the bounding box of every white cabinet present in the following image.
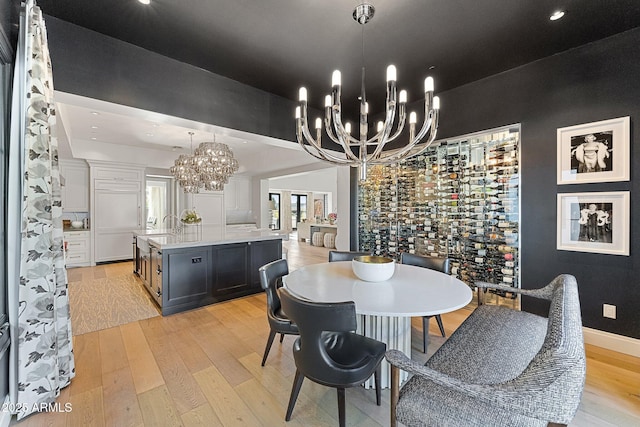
[191,192,225,226]
[89,162,145,263]
[64,230,91,267]
[60,160,89,212]
[224,177,251,211]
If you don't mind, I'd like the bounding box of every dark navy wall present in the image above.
[432,28,640,339]
[44,16,300,143]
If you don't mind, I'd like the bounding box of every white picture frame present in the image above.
[557,116,630,184]
[557,191,629,256]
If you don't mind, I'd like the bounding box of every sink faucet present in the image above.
[162,214,181,234]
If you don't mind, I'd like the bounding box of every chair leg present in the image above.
[374,363,382,406]
[422,316,430,353]
[279,333,285,343]
[285,370,304,421]
[435,314,446,337]
[391,364,399,427]
[261,329,277,366]
[337,388,346,427]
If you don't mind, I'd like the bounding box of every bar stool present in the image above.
[323,233,336,249]
[312,232,325,247]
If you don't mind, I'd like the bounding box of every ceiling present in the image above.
[38,0,640,175]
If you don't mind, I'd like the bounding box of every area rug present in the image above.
[69,273,160,335]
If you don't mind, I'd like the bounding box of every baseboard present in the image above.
[0,395,11,427]
[583,327,640,358]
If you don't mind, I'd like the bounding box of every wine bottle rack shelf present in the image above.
[357,125,520,291]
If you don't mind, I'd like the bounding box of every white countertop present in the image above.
[142,226,287,250]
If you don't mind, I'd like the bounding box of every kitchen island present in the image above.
[133,227,286,315]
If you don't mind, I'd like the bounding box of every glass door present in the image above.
[269,193,281,230]
[291,194,307,230]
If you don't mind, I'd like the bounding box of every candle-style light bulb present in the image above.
[332,70,341,87]
[386,65,397,82]
[433,96,440,109]
[315,118,322,129]
[399,90,407,103]
[298,87,307,102]
[409,112,417,124]
[377,121,384,132]
[325,95,332,108]
[424,77,434,92]
[345,122,352,133]
[295,106,301,119]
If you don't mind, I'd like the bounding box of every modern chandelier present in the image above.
[295,2,440,181]
[170,132,239,193]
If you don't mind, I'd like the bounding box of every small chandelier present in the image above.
[170,132,239,193]
[295,2,440,181]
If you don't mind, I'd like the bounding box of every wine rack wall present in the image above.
[357,126,520,290]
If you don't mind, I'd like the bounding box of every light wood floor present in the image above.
[11,236,640,426]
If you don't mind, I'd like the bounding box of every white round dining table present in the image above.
[283,261,473,388]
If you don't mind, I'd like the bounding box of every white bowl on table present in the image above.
[352,256,395,282]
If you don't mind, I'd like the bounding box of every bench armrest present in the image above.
[385,349,548,420]
[475,278,557,302]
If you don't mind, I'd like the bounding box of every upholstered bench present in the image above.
[386,274,585,427]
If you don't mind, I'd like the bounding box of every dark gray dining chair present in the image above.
[328,250,372,262]
[400,252,451,353]
[258,259,298,366]
[279,287,386,427]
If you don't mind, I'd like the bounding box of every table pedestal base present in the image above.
[357,315,411,389]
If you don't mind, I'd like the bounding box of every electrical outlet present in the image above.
[603,304,616,319]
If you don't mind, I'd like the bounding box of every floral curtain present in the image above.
[9,1,75,420]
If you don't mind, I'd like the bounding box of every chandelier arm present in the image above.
[323,106,342,144]
[412,92,437,143]
[297,117,354,165]
[367,82,398,160]
[375,110,439,163]
[381,113,434,161]
[330,110,361,161]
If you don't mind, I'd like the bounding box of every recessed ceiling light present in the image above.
[138,0,151,5]
[550,10,565,21]
[90,125,98,129]
[91,137,97,140]
[145,133,154,137]
[90,111,99,116]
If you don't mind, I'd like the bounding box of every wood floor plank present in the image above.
[180,403,223,427]
[102,365,144,427]
[98,326,129,375]
[166,330,213,374]
[144,333,208,414]
[188,322,253,387]
[238,352,336,426]
[193,366,260,426]
[138,385,183,427]
[120,322,165,394]
[234,377,305,426]
[67,386,105,427]
[69,332,102,396]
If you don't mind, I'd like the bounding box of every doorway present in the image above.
[269,193,281,230]
[146,176,174,229]
[290,194,307,230]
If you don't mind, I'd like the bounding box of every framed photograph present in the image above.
[557,191,629,256]
[557,116,630,184]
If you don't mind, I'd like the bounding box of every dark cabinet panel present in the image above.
[164,247,213,308]
[249,239,283,286]
[212,243,249,296]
